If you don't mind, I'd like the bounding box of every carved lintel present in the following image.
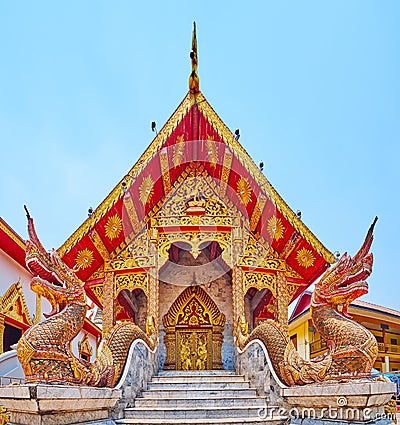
[243,271,277,297]
[106,257,155,272]
[114,273,148,297]
[158,231,231,261]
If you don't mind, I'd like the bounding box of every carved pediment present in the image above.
[0,280,33,326]
[163,286,225,330]
[152,168,234,228]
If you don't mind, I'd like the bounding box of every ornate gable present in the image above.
[0,280,33,327]
[58,26,334,313]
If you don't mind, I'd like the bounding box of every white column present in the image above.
[385,355,390,373]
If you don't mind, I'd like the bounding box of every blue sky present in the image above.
[0,1,399,310]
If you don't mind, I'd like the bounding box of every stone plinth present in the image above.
[0,384,121,425]
[282,380,396,425]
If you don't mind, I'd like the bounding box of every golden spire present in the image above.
[189,22,200,94]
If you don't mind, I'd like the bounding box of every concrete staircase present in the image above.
[117,370,286,425]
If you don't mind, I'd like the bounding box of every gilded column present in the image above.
[147,232,159,336]
[147,271,159,334]
[232,266,245,327]
[34,293,42,324]
[102,271,115,339]
[274,271,289,334]
[232,225,246,340]
[0,314,5,354]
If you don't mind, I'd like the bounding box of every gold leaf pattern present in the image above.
[75,248,94,270]
[104,214,123,240]
[236,177,252,206]
[173,135,185,167]
[267,216,285,240]
[206,136,218,168]
[139,176,154,205]
[296,247,315,268]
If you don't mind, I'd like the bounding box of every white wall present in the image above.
[0,249,39,319]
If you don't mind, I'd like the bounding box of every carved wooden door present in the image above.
[177,328,212,370]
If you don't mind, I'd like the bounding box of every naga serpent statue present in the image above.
[17,209,156,387]
[237,218,379,386]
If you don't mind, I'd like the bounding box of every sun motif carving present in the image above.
[104,214,122,240]
[236,177,252,206]
[173,135,185,167]
[267,216,285,240]
[139,176,154,205]
[296,248,315,268]
[75,248,94,270]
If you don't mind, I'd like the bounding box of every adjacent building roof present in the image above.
[0,217,27,268]
[289,290,400,323]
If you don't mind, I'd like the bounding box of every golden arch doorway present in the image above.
[163,286,225,370]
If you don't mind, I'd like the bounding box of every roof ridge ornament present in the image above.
[189,22,200,94]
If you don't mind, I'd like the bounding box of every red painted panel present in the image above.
[96,198,126,253]
[286,239,328,283]
[62,237,103,281]
[0,224,27,269]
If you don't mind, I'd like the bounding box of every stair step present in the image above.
[135,396,267,408]
[157,370,236,375]
[121,370,280,424]
[125,405,274,419]
[141,388,258,398]
[147,381,250,390]
[151,375,246,383]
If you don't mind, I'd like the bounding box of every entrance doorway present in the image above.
[163,286,225,370]
[177,328,211,370]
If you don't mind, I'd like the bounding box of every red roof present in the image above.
[351,299,400,319]
[289,290,400,322]
[56,92,334,308]
[0,218,27,269]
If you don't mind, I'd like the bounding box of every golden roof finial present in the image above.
[189,21,200,94]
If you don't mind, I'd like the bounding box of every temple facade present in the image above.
[0,25,395,425]
[54,26,335,372]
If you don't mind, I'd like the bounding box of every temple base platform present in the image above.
[0,384,120,425]
[282,380,396,425]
